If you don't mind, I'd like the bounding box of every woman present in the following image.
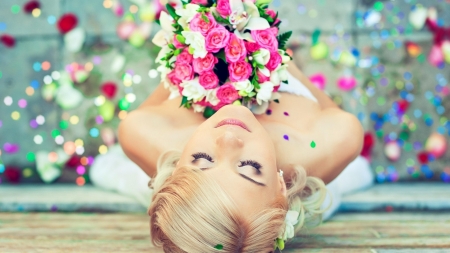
[90,61,370,252]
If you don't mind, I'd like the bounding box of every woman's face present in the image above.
[176,105,286,216]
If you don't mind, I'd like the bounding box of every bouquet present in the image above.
[153,0,292,117]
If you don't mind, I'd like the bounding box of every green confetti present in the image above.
[26,152,36,162]
[60,120,69,130]
[214,244,223,250]
[310,141,316,148]
[373,2,384,11]
[51,129,61,138]
[11,5,20,14]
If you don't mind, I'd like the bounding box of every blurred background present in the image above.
[0,0,449,186]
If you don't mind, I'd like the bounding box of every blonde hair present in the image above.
[148,151,328,252]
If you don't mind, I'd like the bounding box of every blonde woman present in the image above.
[90,62,373,252]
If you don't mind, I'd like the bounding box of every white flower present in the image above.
[156,45,173,64]
[206,89,220,106]
[152,11,175,47]
[280,210,299,241]
[256,81,274,105]
[192,104,206,113]
[230,0,270,41]
[270,64,288,85]
[279,50,291,64]
[233,80,254,93]
[181,78,206,102]
[176,3,200,28]
[253,48,271,66]
[181,31,207,58]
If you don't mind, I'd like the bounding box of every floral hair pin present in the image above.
[153,0,292,118]
[274,210,299,251]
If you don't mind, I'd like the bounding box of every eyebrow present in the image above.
[198,167,266,187]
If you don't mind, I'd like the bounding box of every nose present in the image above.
[216,130,244,150]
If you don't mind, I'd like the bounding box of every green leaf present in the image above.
[174,48,183,56]
[216,49,227,62]
[168,43,176,50]
[201,12,210,23]
[277,31,292,50]
[180,96,188,108]
[166,4,179,20]
[203,107,216,118]
[212,12,230,25]
[176,34,186,44]
[282,79,288,84]
[214,244,223,250]
[274,99,280,103]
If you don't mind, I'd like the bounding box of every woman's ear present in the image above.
[279,172,287,197]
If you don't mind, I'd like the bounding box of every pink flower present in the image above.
[216,83,240,104]
[167,70,182,86]
[176,48,194,65]
[199,71,219,89]
[190,0,208,4]
[193,53,218,74]
[257,70,270,83]
[245,41,261,53]
[228,60,252,82]
[273,84,280,92]
[173,34,184,49]
[266,9,277,19]
[225,34,247,63]
[212,102,227,111]
[189,12,217,36]
[205,27,230,53]
[266,51,282,71]
[268,27,279,36]
[172,64,194,81]
[251,29,278,52]
[216,0,231,18]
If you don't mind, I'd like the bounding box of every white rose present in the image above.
[182,31,207,58]
[256,81,274,105]
[279,50,291,64]
[233,80,254,93]
[270,64,288,85]
[192,104,206,113]
[176,4,200,28]
[152,11,175,47]
[253,48,271,65]
[206,88,220,106]
[181,78,206,102]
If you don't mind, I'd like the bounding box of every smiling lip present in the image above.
[215,119,251,132]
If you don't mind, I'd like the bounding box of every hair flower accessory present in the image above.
[275,210,299,250]
[154,0,292,118]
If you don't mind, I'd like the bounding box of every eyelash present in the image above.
[192,153,261,172]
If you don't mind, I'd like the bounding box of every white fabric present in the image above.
[278,72,318,103]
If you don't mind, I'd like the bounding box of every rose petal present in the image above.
[244,17,270,31]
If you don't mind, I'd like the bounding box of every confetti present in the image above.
[310,141,316,148]
[283,135,289,141]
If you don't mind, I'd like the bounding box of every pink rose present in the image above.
[268,27,279,36]
[251,29,278,52]
[228,60,252,82]
[273,84,280,92]
[176,48,194,65]
[167,70,182,86]
[266,51,282,71]
[245,41,261,53]
[266,9,277,19]
[225,34,247,63]
[174,64,194,82]
[257,70,270,83]
[189,12,217,36]
[193,53,218,74]
[173,34,184,49]
[199,71,219,89]
[216,83,240,104]
[216,0,231,18]
[205,27,230,53]
[190,0,208,4]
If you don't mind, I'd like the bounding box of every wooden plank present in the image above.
[341,183,450,212]
[0,185,146,213]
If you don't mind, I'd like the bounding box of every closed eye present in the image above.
[192,152,214,162]
[239,160,262,174]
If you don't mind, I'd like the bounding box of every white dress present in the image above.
[89,73,374,219]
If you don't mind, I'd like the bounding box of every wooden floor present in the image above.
[1,212,449,253]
